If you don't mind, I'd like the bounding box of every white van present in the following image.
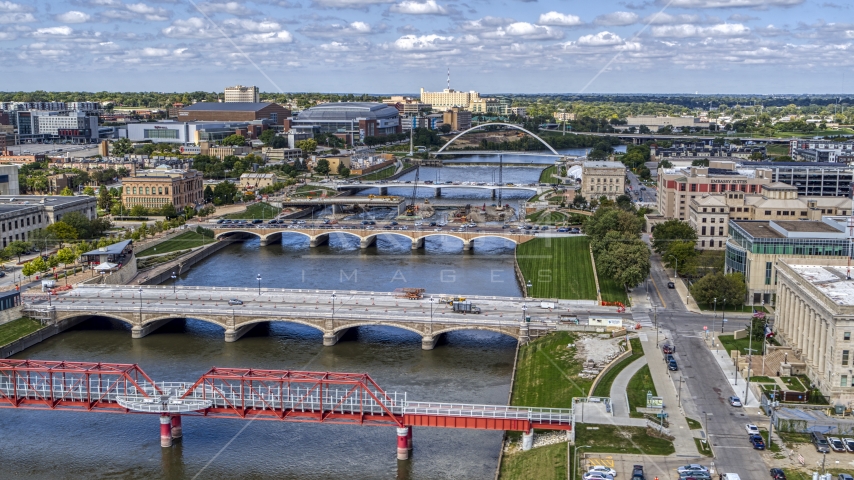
[723,474,741,480]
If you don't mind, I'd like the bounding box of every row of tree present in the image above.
[583,198,651,290]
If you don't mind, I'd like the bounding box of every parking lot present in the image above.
[582,453,711,479]
[7,143,100,158]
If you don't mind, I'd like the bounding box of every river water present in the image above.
[2,155,560,479]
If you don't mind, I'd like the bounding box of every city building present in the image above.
[239,173,279,190]
[789,140,854,163]
[260,147,302,162]
[178,102,289,126]
[654,142,765,159]
[419,88,478,110]
[442,107,471,131]
[313,155,350,173]
[121,165,203,211]
[0,195,97,247]
[739,162,854,197]
[403,114,443,132]
[626,115,711,129]
[725,220,850,305]
[124,121,267,145]
[774,257,854,404]
[509,107,528,117]
[581,161,625,201]
[0,152,44,164]
[554,112,576,122]
[0,165,19,196]
[285,103,401,144]
[224,85,260,103]
[46,173,76,194]
[382,96,432,116]
[688,183,850,250]
[658,161,774,221]
[469,97,509,115]
[206,145,251,159]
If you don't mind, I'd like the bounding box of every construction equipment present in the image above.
[439,296,466,305]
[394,288,425,300]
[452,301,481,314]
[404,165,420,216]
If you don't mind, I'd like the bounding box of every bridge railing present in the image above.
[402,401,572,424]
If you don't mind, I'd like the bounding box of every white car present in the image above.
[587,466,617,477]
[677,464,709,474]
[844,437,854,452]
[582,473,613,480]
[745,424,760,436]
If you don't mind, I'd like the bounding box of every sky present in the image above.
[2,0,853,94]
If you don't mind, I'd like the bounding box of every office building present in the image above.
[261,147,302,162]
[125,121,268,145]
[239,173,278,190]
[285,103,401,144]
[0,195,96,247]
[740,162,854,197]
[224,85,260,103]
[554,112,576,122]
[122,165,203,211]
[789,140,854,163]
[178,102,289,125]
[442,107,471,131]
[688,183,851,250]
[581,161,625,201]
[419,88,476,110]
[382,96,431,115]
[774,258,854,403]
[0,165,19,196]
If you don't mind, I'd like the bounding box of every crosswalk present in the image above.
[632,311,654,329]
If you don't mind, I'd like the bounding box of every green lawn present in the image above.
[765,144,790,157]
[694,438,713,457]
[498,442,567,480]
[596,262,629,305]
[626,364,657,418]
[718,334,771,356]
[539,165,557,184]
[591,338,643,397]
[0,317,43,346]
[223,202,281,220]
[136,231,214,257]
[686,417,702,430]
[759,429,782,453]
[749,375,775,383]
[782,376,806,392]
[357,165,397,181]
[516,237,598,300]
[292,185,336,198]
[526,211,569,225]
[575,424,674,456]
[511,332,589,408]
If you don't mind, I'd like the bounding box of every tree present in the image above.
[689,272,748,307]
[663,240,699,277]
[82,186,96,196]
[111,138,133,156]
[30,255,48,274]
[130,205,148,217]
[615,194,634,212]
[7,241,31,262]
[595,235,651,288]
[651,219,697,255]
[56,247,77,279]
[160,203,178,219]
[315,159,330,176]
[269,136,288,148]
[60,187,74,196]
[212,181,239,205]
[29,228,57,251]
[659,159,673,169]
[61,212,94,240]
[296,139,317,155]
[221,134,246,147]
[571,194,588,209]
[183,205,195,219]
[339,167,350,178]
[46,221,78,246]
[583,206,643,244]
[98,185,112,210]
[21,261,37,278]
[203,185,214,203]
[439,124,452,134]
[259,129,276,145]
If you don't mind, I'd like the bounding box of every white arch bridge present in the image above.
[436,123,562,156]
[22,286,594,350]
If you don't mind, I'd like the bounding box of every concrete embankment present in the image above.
[135,240,235,285]
[0,315,87,358]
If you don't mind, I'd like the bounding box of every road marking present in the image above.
[650,275,667,308]
[586,457,614,467]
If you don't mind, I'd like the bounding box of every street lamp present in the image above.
[712,297,717,338]
[429,297,434,331]
[721,298,727,333]
[331,291,336,321]
[667,254,678,278]
[171,271,176,294]
[138,286,143,324]
[256,274,261,295]
[572,445,592,480]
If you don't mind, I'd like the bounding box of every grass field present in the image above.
[223,202,281,220]
[516,237,597,300]
[292,185,337,198]
[626,364,657,418]
[0,317,43,346]
[694,438,713,457]
[539,165,557,183]
[718,334,766,356]
[136,231,214,257]
[765,144,790,157]
[498,442,567,480]
[357,165,397,181]
[591,338,643,397]
[686,417,702,430]
[526,211,569,225]
[575,424,675,456]
[596,262,629,305]
[511,331,590,407]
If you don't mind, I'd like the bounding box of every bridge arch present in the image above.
[215,229,263,242]
[436,123,560,156]
[236,317,326,335]
[143,314,225,330]
[431,326,519,340]
[332,322,425,338]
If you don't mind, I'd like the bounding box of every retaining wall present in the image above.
[0,315,87,359]
[0,306,23,326]
[81,254,138,286]
[588,339,634,398]
[136,240,234,285]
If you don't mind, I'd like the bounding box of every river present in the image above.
[2,159,552,479]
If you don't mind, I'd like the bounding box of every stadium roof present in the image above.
[181,102,273,112]
[295,102,399,122]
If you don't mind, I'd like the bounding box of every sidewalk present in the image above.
[708,333,761,408]
[611,357,648,418]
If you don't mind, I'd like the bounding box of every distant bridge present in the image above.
[333,181,545,198]
[437,123,561,156]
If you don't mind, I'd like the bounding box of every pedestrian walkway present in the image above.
[633,311,654,329]
[576,401,648,427]
[709,339,761,408]
[610,357,648,418]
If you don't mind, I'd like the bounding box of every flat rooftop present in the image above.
[582,161,624,168]
[733,220,844,238]
[0,195,93,207]
[789,264,854,306]
[773,220,842,233]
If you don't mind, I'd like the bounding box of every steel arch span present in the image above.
[436,123,560,156]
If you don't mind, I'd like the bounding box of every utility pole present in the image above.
[745,314,755,404]
[768,384,777,451]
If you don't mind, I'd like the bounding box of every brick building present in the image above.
[178,102,290,126]
[122,165,204,211]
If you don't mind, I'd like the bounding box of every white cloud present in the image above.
[484,22,564,40]
[196,1,258,17]
[222,18,283,32]
[241,30,294,44]
[388,34,453,50]
[390,0,446,14]
[141,47,170,56]
[461,16,513,31]
[55,11,91,23]
[538,11,582,27]
[312,0,395,8]
[162,17,214,38]
[33,26,74,36]
[0,12,34,23]
[577,31,624,46]
[659,0,803,7]
[643,13,702,25]
[0,1,31,13]
[593,11,638,26]
[299,21,374,38]
[651,23,750,37]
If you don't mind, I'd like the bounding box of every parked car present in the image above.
[227,299,243,306]
[631,464,645,480]
[582,473,613,480]
[750,434,766,450]
[830,436,847,452]
[557,228,569,232]
[769,468,787,479]
[662,343,675,354]
[587,466,617,477]
[667,282,675,288]
[677,465,709,475]
[843,437,854,452]
[665,354,674,363]
[728,396,743,407]
[838,474,854,480]
[746,424,760,436]
[668,359,678,371]
[812,431,831,453]
[681,473,711,480]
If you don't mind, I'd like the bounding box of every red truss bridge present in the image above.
[0,359,571,459]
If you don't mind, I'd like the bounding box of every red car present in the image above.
[662,344,675,354]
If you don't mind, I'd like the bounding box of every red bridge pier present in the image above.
[160,415,173,448]
[396,427,411,460]
[171,415,182,439]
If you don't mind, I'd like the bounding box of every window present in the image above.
[718,240,723,248]
[679,183,686,191]
[165,187,169,194]
[719,227,724,236]
[701,240,705,247]
[145,187,150,195]
[765,210,771,215]
[765,262,772,285]
[845,332,851,341]
[158,187,163,195]
[125,187,130,194]
[776,211,781,215]
[702,218,707,223]
[703,208,707,213]
[702,226,707,235]
[690,184,697,192]
[842,375,849,387]
[844,350,850,366]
